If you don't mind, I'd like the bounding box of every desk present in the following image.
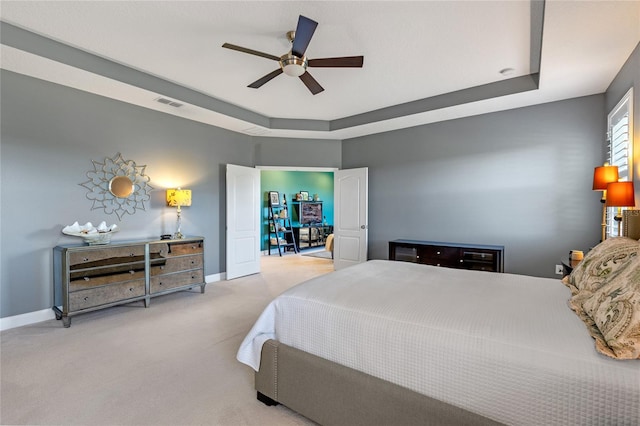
[293,226,333,250]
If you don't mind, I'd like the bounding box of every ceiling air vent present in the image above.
[243,126,270,136]
[154,97,184,108]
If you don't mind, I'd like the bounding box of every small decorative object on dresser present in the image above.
[53,237,205,327]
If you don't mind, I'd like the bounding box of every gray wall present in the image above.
[254,136,341,168]
[342,96,605,277]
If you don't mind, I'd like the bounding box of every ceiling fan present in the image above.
[222,15,364,95]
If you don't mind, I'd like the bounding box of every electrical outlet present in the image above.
[555,264,564,275]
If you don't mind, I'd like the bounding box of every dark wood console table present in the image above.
[389,240,504,272]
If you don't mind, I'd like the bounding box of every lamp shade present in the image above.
[592,165,619,190]
[166,188,192,207]
[606,181,635,207]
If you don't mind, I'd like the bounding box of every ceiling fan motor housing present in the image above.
[280,53,308,77]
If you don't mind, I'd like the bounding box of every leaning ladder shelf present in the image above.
[268,199,297,256]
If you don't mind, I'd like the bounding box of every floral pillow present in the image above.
[581,255,640,359]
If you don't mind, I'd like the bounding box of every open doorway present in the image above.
[259,166,336,262]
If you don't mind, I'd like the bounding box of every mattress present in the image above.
[237,260,640,425]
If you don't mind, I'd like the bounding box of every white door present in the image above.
[333,167,368,270]
[226,164,260,280]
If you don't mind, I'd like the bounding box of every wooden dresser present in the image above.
[389,239,504,272]
[53,237,205,327]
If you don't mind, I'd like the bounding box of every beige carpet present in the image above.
[0,253,333,425]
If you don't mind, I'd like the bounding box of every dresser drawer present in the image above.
[70,269,146,291]
[151,240,203,258]
[151,255,203,276]
[69,279,145,311]
[150,269,204,294]
[69,246,145,269]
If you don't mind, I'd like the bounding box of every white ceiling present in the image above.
[1,1,639,140]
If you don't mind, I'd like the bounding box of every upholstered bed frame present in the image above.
[255,339,503,426]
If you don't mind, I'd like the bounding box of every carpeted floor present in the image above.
[301,249,333,259]
[0,254,333,425]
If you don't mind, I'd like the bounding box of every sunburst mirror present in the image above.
[80,152,153,220]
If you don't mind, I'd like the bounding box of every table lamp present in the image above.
[606,181,636,236]
[166,188,192,239]
[592,164,619,241]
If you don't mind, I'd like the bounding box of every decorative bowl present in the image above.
[62,221,119,245]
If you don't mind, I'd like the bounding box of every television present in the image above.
[300,202,322,225]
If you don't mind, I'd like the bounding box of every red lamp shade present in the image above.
[593,165,619,190]
[606,181,636,207]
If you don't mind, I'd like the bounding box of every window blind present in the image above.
[607,88,634,236]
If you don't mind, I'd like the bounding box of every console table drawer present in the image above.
[69,246,145,268]
[152,241,203,257]
[460,250,497,271]
[151,255,203,275]
[70,269,146,291]
[421,246,459,267]
[150,269,204,294]
[70,279,145,310]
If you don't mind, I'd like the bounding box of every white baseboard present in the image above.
[206,272,225,282]
[0,273,227,331]
[0,309,56,331]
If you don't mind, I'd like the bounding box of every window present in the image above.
[607,88,634,236]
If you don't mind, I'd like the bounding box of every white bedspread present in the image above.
[237,260,640,425]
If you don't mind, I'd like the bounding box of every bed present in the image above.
[237,238,640,425]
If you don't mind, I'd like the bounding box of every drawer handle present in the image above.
[190,260,195,264]
[159,282,163,286]
[191,275,195,279]
[191,246,196,249]
[84,296,89,301]
[84,277,90,281]
[129,270,135,274]
[160,266,165,270]
[459,259,464,263]
[436,251,441,255]
[129,253,135,257]
[83,257,89,262]
[436,263,441,267]
[129,288,134,292]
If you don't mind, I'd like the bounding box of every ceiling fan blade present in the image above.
[308,56,364,68]
[248,69,283,89]
[291,15,318,58]
[222,43,280,61]
[299,72,324,95]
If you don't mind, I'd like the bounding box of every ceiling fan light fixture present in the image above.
[280,54,307,77]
